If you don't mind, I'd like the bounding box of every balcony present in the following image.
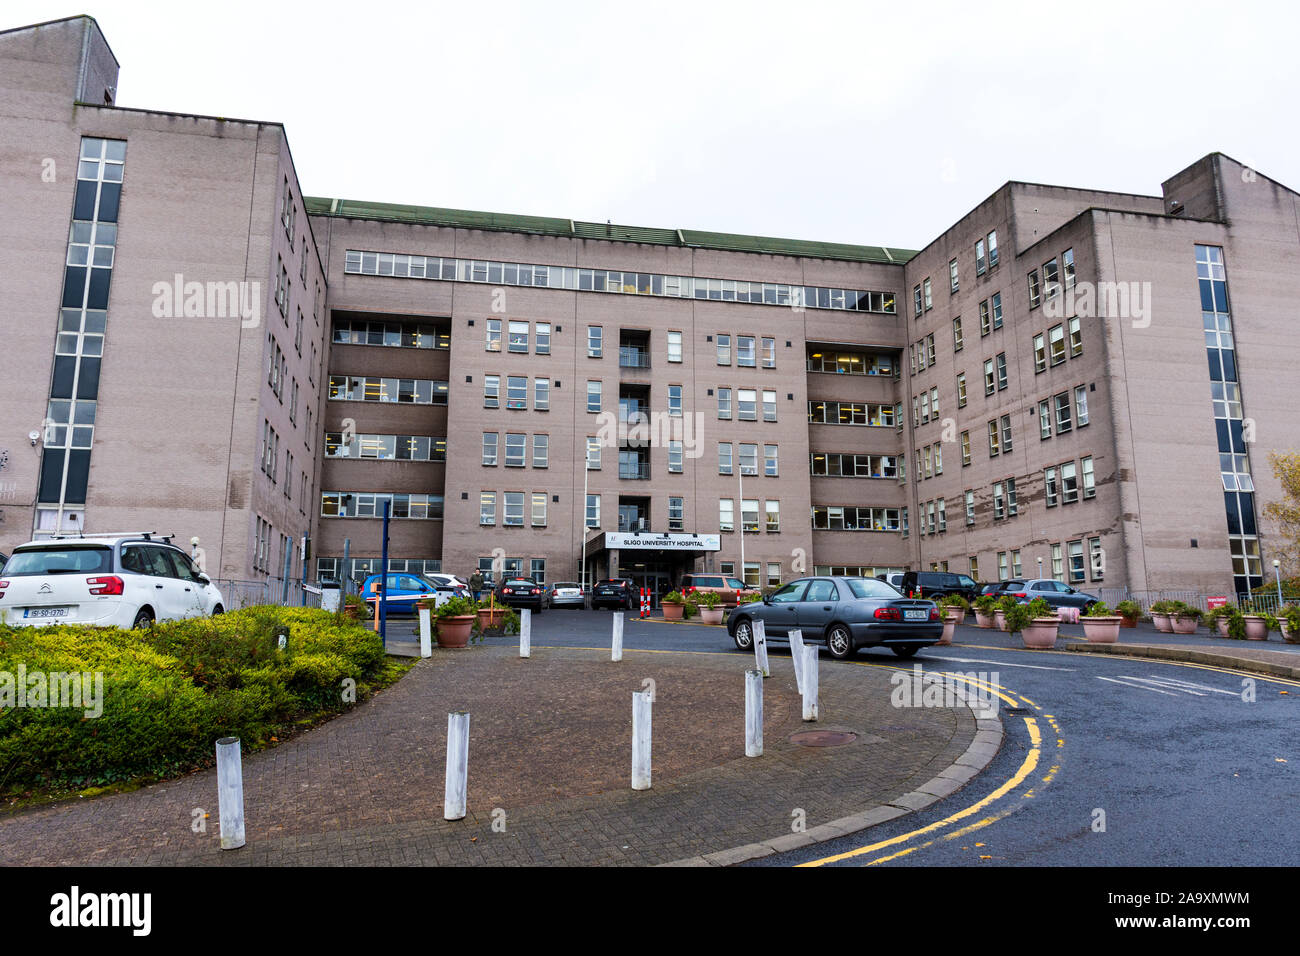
[618,461,651,480]
[618,347,651,369]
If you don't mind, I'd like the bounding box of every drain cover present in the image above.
[790,730,858,748]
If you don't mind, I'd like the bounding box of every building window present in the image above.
[767,562,782,586]
[988,420,1000,457]
[1049,324,1066,365]
[991,292,1003,330]
[996,353,1007,390]
[668,384,683,417]
[980,299,991,336]
[764,444,779,476]
[913,285,923,315]
[482,432,498,466]
[1039,400,1052,440]
[1034,333,1046,373]
[484,376,500,408]
[953,316,963,352]
[507,376,528,410]
[1089,537,1103,580]
[719,498,734,532]
[587,436,601,470]
[1011,548,1021,577]
[1082,456,1095,498]
[480,493,496,526]
[533,434,549,469]
[738,389,757,421]
[1051,543,1064,581]
[718,443,733,475]
[1069,316,1083,357]
[997,551,1008,581]
[1055,392,1073,433]
[923,278,932,310]
[961,431,971,466]
[668,496,684,532]
[766,500,780,533]
[508,321,529,353]
[927,334,936,366]
[717,387,732,420]
[1075,385,1089,426]
[976,239,987,276]
[535,378,550,411]
[668,441,683,473]
[531,493,548,527]
[505,433,527,468]
[763,390,778,422]
[1068,540,1085,583]
[504,492,525,526]
[987,230,999,269]
[762,337,776,368]
[984,359,995,395]
[667,331,682,363]
[1061,461,1079,504]
[717,334,731,365]
[486,318,502,352]
[586,494,600,528]
[1062,248,1076,289]
[741,499,760,533]
[994,482,1006,520]
[1045,466,1059,507]
[1001,415,1013,453]
[1028,270,1041,309]
[588,325,603,358]
[1007,477,1018,516]
[1044,258,1060,299]
[949,259,959,293]
[957,372,967,407]
[965,490,975,526]
[937,498,946,532]
[737,336,756,367]
[587,381,602,413]
[536,323,551,355]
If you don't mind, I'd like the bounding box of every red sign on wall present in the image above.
[1208,596,1229,609]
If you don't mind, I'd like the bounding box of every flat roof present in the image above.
[304,197,916,265]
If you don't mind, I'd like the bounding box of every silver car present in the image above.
[727,576,942,659]
[548,582,586,609]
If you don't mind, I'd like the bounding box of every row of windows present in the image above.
[919,497,947,535]
[333,320,450,350]
[322,492,445,519]
[1032,318,1084,370]
[487,319,550,355]
[920,229,999,314]
[1044,457,1096,506]
[809,453,900,479]
[1027,248,1075,309]
[806,350,896,376]
[480,492,552,527]
[324,433,446,461]
[808,401,897,427]
[720,499,781,533]
[914,386,940,426]
[485,375,551,411]
[482,433,550,468]
[345,250,897,314]
[475,556,548,584]
[718,443,780,477]
[811,506,902,532]
[916,443,944,480]
[329,375,450,405]
[1039,387,1090,438]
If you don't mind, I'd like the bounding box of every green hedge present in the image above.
[0,607,392,792]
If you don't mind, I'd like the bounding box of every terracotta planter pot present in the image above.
[1120,616,1138,629]
[943,608,965,624]
[435,616,474,648]
[1281,621,1299,644]
[974,610,995,628]
[662,602,685,621]
[1171,615,1200,635]
[994,610,1008,632]
[699,607,724,625]
[1151,613,1172,633]
[1021,618,1060,649]
[1081,616,1121,643]
[937,620,955,646]
[1217,618,1231,638]
[1243,616,1269,640]
[476,608,507,634]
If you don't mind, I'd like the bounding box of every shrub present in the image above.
[1082,601,1113,617]
[1115,600,1141,619]
[434,596,476,618]
[938,595,969,611]
[694,591,722,609]
[1026,597,1056,618]
[996,595,1019,613]
[738,592,763,604]
[1003,603,1033,634]
[662,591,686,605]
[974,594,999,614]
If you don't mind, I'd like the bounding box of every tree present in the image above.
[1263,451,1300,581]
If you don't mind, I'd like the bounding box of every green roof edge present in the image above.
[304,197,917,265]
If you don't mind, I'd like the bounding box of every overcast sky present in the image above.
[9,0,1300,250]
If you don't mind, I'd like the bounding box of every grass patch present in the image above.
[0,607,414,809]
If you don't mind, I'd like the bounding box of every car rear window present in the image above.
[845,577,903,599]
[3,546,113,576]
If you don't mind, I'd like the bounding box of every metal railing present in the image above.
[210,578,323,610]
[1096,587,1295,615]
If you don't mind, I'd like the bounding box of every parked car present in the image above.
[0,533,224,628]
[997,578,1101,612]
[591,578,638,610]
[726,575,942,660]
[549,582,586,609]
[360,573,460,616]
[679,572,760,608]
[496,577,548,612]
[978,582,1007,597]
[899,571,982,602]
[0,552,7,573]
[424,573,469,598]
[875,572,906,590]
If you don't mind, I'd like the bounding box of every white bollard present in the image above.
[612,611,624,662]
[753,619,770,678]
[216,737,245,850]
[789,628,806,694]
[745,670,764,757]
[631,690,652,790]
[418,607,432,658]
[802,645,819,722]
[520,608,531,658]
[444,712,470,821]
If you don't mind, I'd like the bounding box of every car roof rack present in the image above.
[47,531,174,544]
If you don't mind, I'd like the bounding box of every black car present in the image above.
[899,571,981,602]
[496,577,547,612]
[726,575,942,660]
[591,578,638,610]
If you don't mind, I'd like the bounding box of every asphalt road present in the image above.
[402,609,1298,868]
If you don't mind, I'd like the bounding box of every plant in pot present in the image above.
[475,593,508,633]
[1115,600,1141,629]
[994,595,1019,632]
[1002,598,1056,649]
[1169,601,1203,635]
[936,595,968,645]
[661,590,687,621]
[434,595,477,648]
[973,594,999,628]
[1147,600,1173,633]
[1280,605,1300,644]
[1240,607,1274,641]
[1205,603,1234,638]
[341,592,366,622]
[1080,600,1122,643]
[694,590,724,625]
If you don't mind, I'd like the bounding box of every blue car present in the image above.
[360,573,461,617]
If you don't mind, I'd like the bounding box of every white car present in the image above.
[0,533,225,629]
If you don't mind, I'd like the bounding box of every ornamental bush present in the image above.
[0,607,393,792]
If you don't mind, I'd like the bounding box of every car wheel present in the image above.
[891,645,920,658]
[825,623,854,660]
[132,607,155,629]
[733,617,754,651]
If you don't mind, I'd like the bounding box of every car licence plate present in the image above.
[25,607,70,619]
[904,609,928,621]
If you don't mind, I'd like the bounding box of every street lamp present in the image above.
[1274,559,1283,607]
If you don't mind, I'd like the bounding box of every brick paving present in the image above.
[0,645,982,866]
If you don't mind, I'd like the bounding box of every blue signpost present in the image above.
[379,500,390,647]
